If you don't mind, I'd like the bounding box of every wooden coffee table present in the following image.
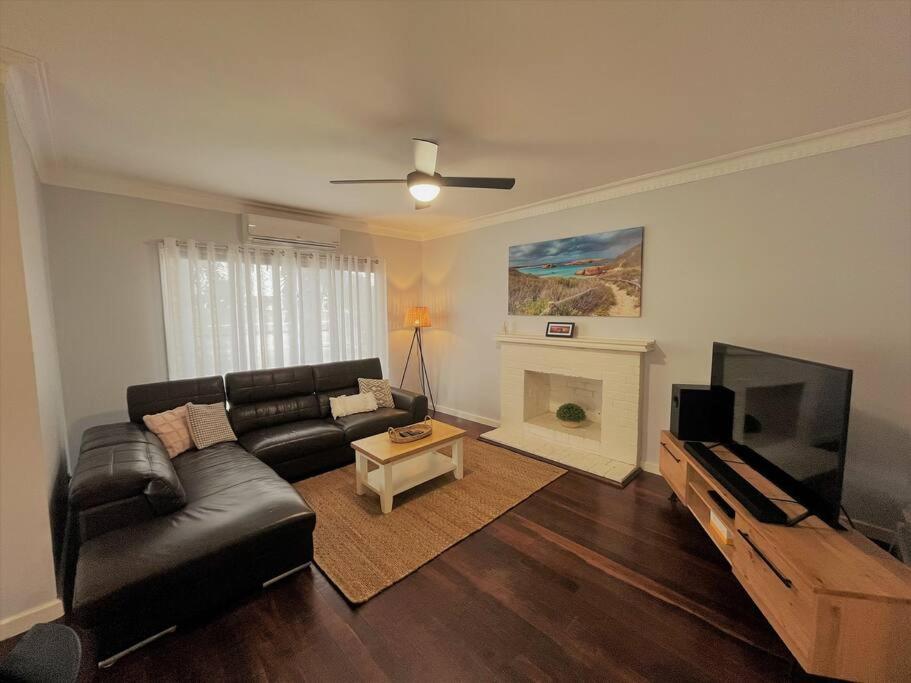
[351,419,466,513]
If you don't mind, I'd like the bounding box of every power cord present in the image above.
[840,504,856,530]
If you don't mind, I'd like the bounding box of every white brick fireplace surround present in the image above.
[480,335,655,485]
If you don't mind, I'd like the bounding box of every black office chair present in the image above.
[0,623,81,683]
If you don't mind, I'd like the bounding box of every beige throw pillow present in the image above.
[143,405,193,458]
[330,392,378,419]
[358,378,394,408]
[186,402,237,449]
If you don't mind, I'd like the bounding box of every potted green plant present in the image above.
[556,403,586,428]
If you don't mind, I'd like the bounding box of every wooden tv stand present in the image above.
[658,431,911,681]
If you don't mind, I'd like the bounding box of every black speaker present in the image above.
[670,384,734,442]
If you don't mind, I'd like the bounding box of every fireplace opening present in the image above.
[523,370,602,443]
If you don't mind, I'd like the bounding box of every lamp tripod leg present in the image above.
[415,327,436,416]
[399,328,418,388]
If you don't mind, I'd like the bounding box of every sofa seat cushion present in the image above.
[334,407,413,442]
[237,419,346,467]
[72,442,315,627]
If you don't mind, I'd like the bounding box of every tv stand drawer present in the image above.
[732,521,814,661]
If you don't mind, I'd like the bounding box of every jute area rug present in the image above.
[294,438,565,603]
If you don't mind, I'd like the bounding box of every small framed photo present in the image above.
[545,322,575,338]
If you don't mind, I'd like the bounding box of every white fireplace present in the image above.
[481,334,654,484]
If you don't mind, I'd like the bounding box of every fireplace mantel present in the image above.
[494,334,655,354]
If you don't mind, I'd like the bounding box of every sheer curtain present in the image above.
[159,238,389,379]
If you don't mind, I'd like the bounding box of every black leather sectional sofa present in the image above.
[66,358,426,662]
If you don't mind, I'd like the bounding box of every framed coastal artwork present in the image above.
[508,226,643,317]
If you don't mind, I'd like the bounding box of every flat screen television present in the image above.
[710,343,852,527]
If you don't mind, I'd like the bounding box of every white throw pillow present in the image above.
[330,392,378,419]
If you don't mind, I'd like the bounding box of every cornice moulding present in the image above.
[0,46,58,178]
[44,107,911,244]
[419,109,911,241]
[4,42,906,245]
[44,166,419,241]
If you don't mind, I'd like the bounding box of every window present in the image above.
[159,238,388,378]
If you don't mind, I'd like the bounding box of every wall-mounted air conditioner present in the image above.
[243,213,340,250]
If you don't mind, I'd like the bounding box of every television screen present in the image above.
[710,343,852,527]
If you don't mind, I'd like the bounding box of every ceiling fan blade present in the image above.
[413,138,438,176]
[440,176,516,190]
[329,179,405,184]
[415,200,432,210]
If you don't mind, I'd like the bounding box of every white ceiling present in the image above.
[1,0,909,237]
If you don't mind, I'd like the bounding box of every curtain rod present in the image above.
[160,239,381,264]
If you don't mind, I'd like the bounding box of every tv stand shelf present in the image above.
[659,431,911,681]
[686,475,735,557]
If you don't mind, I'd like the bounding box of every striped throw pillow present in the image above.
[358,378,394,408]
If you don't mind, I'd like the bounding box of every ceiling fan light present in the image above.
[408,183,440,202]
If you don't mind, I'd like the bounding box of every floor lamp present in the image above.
[399,306,436,416]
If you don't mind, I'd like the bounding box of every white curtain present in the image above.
[159,238,389,379]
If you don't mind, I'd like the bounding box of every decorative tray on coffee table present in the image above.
[388,417,433,443]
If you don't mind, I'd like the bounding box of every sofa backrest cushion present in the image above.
[127,376,226,424]
[70,423,186,517]
[313,357,383,417]
[225,365,320,436]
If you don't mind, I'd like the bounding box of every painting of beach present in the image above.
[508,227,643,317]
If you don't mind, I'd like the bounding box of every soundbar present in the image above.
[684,442,788,524]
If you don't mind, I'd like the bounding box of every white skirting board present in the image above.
[0,598,64,641]
[434,405,499,427]
[852,518,897,545]
[481,427,638,485]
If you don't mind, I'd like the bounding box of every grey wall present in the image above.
[7,90,70,581]
[42,187,423,457]
[7,95,68,498]
[420,137,911,535]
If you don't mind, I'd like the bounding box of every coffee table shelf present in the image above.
[364,451,456,497]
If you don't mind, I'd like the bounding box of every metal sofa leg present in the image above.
[97,625,177,669]
[262,561,311,588]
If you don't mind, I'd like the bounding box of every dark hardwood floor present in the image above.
[14,413,812,681]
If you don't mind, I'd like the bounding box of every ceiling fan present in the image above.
[330,139,516,210]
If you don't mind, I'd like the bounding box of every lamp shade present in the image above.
[405,306,431,328]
